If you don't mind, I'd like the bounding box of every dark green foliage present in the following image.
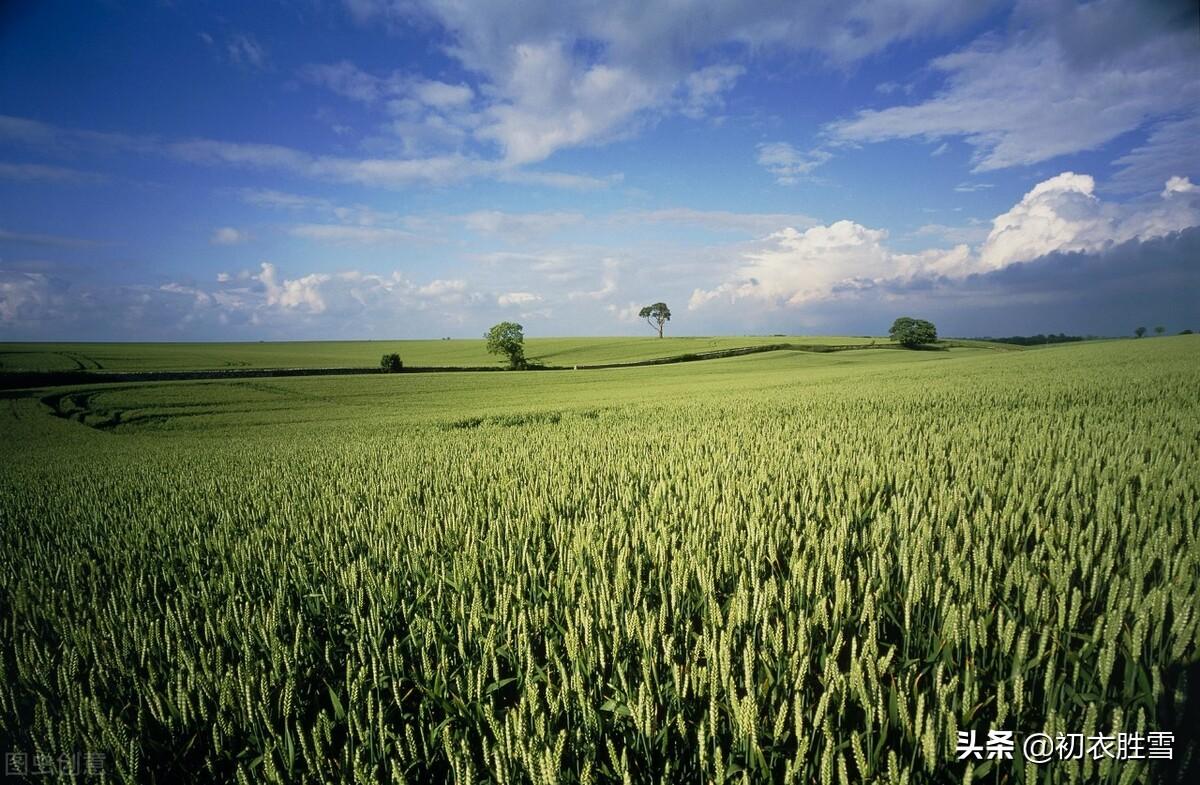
[1135,326,1147,338]
[380,353,403,372]
[976,333,1090,346]
[638,302,671,338]
[484,322,526,369]
[889,316,938,347]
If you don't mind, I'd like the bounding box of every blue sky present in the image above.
[0,0,1196,340]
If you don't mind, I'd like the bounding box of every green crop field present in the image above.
[1,337,1197,784]
[0,335,886,373]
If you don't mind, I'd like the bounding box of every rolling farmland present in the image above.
[0,335,886,373]
[1,337,1197,783]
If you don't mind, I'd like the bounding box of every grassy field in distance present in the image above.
[0,334,890,373]
[22,345,992,434]
[2,336,1196,783]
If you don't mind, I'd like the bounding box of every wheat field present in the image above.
[1,338,1196,783]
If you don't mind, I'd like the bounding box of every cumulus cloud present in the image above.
[979,171,1200,269]
[256,262,329,312]
[476,41,665,165]
[867,227,1200,336]
[691,171,1200,311]
[0,257,497,339]
[689,221,894,309]
[829,0,1198,175]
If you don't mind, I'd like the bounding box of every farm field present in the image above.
[0,335,886,373]
[1,337,1198,783]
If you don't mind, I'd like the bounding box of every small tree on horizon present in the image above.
[485,321,526,369]
[1154,326,1165,336]
[1135,326,1147,338]
[889,317,938,348]
[639,302,671,338]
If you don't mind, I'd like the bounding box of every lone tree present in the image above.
[1135,326,1147,338]
[639,302,671,338]
[485,321,526,369]
[1154,325,1165,336]
[379,353,403,372]
[889,316,938,348]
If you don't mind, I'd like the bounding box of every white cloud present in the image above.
[691,171,1200,311]
[496,169,620,190]
[0,271,52,322]
[678,64,744,119]
[418,279,468,301]
[690,221,892,309]
[210,227,249,245]
[829,2,1198,172]
[335,1,996,166]
[497,291,541,307]
[1109,113,1200,195]
[413,80,474,108]
[240,189,334,211]
[914,222,990,245]
[226,33,268,70]
[978,173,1106,269]
[617,208,819,235]
[302,61,401,103]
[0,114,611,191]
[256,262,329,312]
[756,142,832,185]
[462,210,583,237]
[1164,176,1197,197]
[289,223,411,245]
[979,171,1200,270]
[476,41,664,165]
[567,258,620,301]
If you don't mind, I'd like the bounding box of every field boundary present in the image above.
[0,340,1006,390]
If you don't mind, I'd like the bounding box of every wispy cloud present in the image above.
[0,114,617,190]
[210,227,249,245]
[0,161,105,183]
[0,228,111,249]
[829,2,1198,173]
[756,142,832,185]
[334,0,996,166]
[226,33,269,70]
[288,224,412,245]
